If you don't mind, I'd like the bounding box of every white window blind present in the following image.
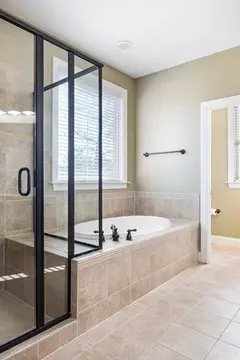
[52,57,127,189]
[233,105,240,181]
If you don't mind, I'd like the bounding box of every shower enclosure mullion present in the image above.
[67,51,75,314]
[34,35,45,329]
[98,67,103,249]
[44,65,98,92]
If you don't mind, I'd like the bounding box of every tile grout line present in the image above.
[202,337,218,360]
[137,341,193,360]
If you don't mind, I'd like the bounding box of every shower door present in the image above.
[0,18,36,345]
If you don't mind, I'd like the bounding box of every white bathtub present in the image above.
[75,216,172,241]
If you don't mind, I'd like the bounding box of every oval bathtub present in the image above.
[75,216,172,241]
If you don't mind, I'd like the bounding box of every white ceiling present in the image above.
[0,0,240,78]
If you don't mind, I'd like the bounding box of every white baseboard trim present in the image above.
[212,235,240,247]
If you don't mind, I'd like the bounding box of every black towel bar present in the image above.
[143,149,186,157]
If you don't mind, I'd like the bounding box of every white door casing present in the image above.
[200,94,240,263]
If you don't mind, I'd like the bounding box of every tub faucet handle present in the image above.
[126,229,137,241]
[110,225,120,242]
[94,230,105,242]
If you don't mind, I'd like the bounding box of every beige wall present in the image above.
[136,46,240,193]
[211,108,240,238]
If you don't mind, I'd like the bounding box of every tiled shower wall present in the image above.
[58,190,135,232]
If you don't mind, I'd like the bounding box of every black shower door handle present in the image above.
[18,167,31,196]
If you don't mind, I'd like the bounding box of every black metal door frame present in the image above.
[34,34,45,329]
[0,9,103,354]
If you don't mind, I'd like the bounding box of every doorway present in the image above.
[200,94,240,264]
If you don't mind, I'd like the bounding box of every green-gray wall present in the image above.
[136,46,240,193]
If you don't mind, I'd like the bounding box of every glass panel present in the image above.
[43,41,68,323]
[74,53,96,74]
[44,41,95,88]
[44,42,68,88]
[73,58,100,255]
[0,19,36,343]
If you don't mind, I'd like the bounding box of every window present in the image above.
[52,57,127,190]
[228,105,240,188]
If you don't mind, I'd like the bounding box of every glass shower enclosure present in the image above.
[0,10,103,353]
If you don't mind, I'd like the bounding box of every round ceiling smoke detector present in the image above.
[117,40,133,51]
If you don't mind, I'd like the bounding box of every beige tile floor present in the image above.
[43,243,240,360]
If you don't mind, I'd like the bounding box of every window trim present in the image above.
[51,57,128,191]
[227,105,240,188]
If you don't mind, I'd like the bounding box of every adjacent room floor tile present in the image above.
[211,249,226,263]
[159,324,216,360]
[196,296,239,320]
[206,340,240,359]
[220,321,240,348]
[139,343,189,360]
[179,308,230,338]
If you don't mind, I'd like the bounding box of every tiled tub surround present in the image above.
[0,188,199,239]
[72,220,199,335]
[135,192,199,221]
[0,191,135,239]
